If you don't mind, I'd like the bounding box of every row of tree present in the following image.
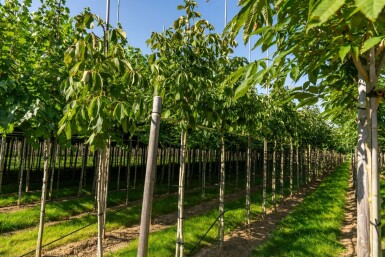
[0,0,350,256]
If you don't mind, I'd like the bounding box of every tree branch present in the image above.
[376,49,385,78]
[351,50,369,82]
[375,39,385,57]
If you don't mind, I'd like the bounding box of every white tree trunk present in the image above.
[218,132,226,251]
[175,130,187,257]
[262,139,267,217]
[280,143,284,204]
[246,136,251,229]
[357,75,370,257]
[49,139,58,201]
[126,140,132,205]
[78,144,88,197]
[35,139,51,257]
[17,138,27,206]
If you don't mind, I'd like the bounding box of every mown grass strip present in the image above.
[0,187,143,233]
[251,163,350,257]
[0,182,241,257]
[110,196,263,257]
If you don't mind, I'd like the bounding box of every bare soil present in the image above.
[43,189,249,257]
[193,185,316,257]
[339,177,357,257]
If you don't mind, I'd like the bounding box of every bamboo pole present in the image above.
[137,96,162,257]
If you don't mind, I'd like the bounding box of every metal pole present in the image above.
[117,0,120,24]
[137,96,162,257]
[224,0,227,28]
[106,0,110,28]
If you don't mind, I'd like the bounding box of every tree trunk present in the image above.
[0,137,6,193]
[202,149,206,199]
[357,75,370,257]
[175,130,187,257]
[49,139,58,201]
[262,139,267,217]
[218,132,226,250]
[289,140,293,196]
[102,141,111,239]
[117,146,123,191]
[125,140,132,205]
[280,143,284,204]
[78,144,88,197]
[56,146,61,191]
[246,136,251,229]
[272,141,276,211]
[17,138,27,206]
[26,144,32,192]
[368,61,382,257]
[35,138,51,257]
[96,147,108,257]
[296,145,300,192]
[133,144,139,189]
[168,146,172,194]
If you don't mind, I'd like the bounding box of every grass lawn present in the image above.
[0,181,242,257]
[251,162,350,257]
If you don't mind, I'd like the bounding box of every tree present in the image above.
[226,1,385,255]
[59,10,147,257]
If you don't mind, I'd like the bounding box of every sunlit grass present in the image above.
[0,181,242,257]
[111,197,263,257]
[251,163,350,257]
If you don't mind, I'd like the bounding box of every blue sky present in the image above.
[38,0,263,60]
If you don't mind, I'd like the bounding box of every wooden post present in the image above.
[137,96,162,257]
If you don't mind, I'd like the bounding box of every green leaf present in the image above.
[339,45,351,61]
[113,102,126,121]
[65,122,72,140]
[95,116,103,133]
[70,62,82,76]
[355,0,385,21]
[290,66,300,81]
[307,0,345,30]
[88,98,99,118]
[115,28,127,39]
[360,36,384,54]
[163,109,171,119]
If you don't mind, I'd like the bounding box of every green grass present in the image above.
[0,181,241,257]
[0,187,141,233]
[110,196,263,257]
[251,163,350,257]
[0,185,92,207]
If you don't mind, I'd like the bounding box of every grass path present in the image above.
[0,182,241,257]
[249,163,350,257]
